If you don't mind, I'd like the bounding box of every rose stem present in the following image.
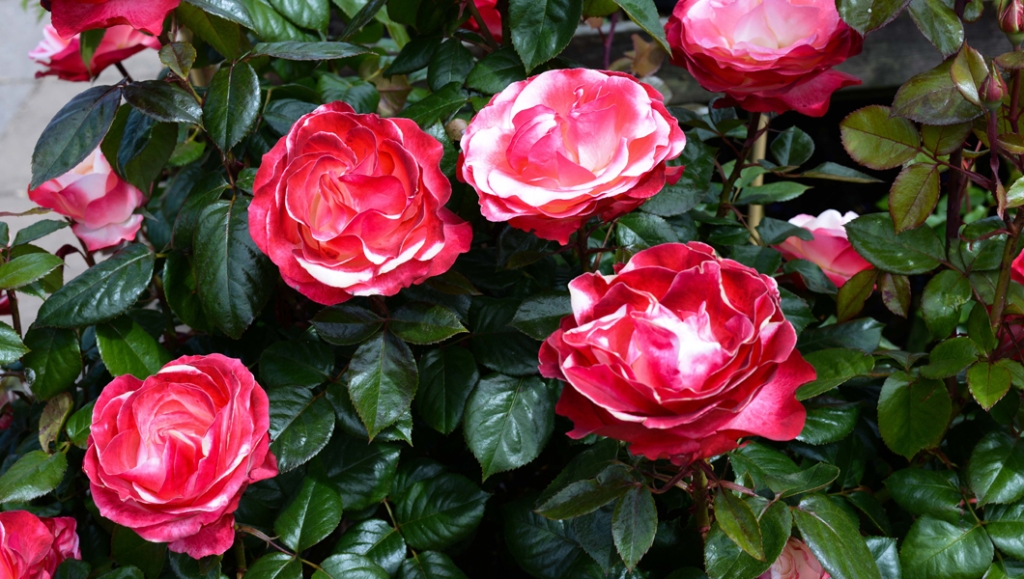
[234,536,246,579]
[692,466,710,541]
[602,12,619,70]
[946,149,965,252]
[466,0,500,50]
[746,114,770,242]
[115,62,134,83]
[716,112,763,218]
[989,209,1024,330]
[6,290,21,336]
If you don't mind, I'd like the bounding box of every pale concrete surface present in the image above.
[0,0,163,329]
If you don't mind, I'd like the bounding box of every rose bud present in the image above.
[981,65,1008,110]
[47,0,179,37]
[773,210,872,287]
[0,511,81,579]
[666,0,863,117]
[83,354,278,559]
[539,242,814,464]
[1000,0,1024,45]
[30,25,160,82]
[27,147,145,251]
[758,539,830,579]
[458,68,686,245]
[250,102,473,306]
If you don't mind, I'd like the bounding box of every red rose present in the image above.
[30,25,160,82]
[539,242,814,464]
[458,69,686,244]
[461,0,503,43]
[0,511,80,579]
[83,354,278,559]
[666,0,863,117]
[250,102,473,305]
[47,0,178,37]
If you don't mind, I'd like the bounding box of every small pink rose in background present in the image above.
[28,148,145,252]
[458,68,687,245]
[30,25,160,82]
[45,0,179,37]
[774,210,872,287]
[250,102,473,306]
[461,0,503,43]
[83,354,278,559]
[0,511,80,579]
[758,539,830,579]
[666,0,863,117]
[539,242,814,464]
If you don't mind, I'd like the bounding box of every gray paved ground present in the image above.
[0,0,162,327]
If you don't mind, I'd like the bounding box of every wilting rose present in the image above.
[539,242,814,464]
[0,511,80,579]
[461,0,503,43]
[759,539,830,579]
[666,0,863,117]
[773,210,872,287]
[46,0,179,37]
[84,354,278,559]
[30,25,160,82]
[250,102,473,305]
[458,68,686,245]
[28,148,145,251]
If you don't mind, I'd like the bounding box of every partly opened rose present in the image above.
[30,24,160,82]
[0,511,80,579]
[46,0,179,37]
[773,210,871,287]
[458,69,686,244]
[666,0,863,117]
[250,102,473,305]
[759,539,830,579]
[84,354,278,558]
[28,147,145,251]
[461,0,503,43]
[539,242,814,463]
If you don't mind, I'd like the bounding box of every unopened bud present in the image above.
[1000,0,1024,46]
[982,65,1008,110]
[445,118,468,142]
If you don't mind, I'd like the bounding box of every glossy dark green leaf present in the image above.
[0,253,62,291]
[312,304,384,345]
[396,552,468,579]
[797,405,861,445]
[783,259,838,295]
[899,517,992,579]
[251,41,369,60]
[968,361,1012,410]
[511,293,571,341]
[840,105,920,170]
[613,486,657,570]
[182,0,255,28]
[123,81,203,125]
[466,47,527,94]
[503,497,597,579]
[0,321,28,365]
[921,270,972,337]
[274,477,343,551]
[771,126,816,166]
[845,214,944,275]
[908,0,964,57]
[268,388,335,472]
[613,0,669,51]
[269,0,330,30]
[23,327,81,400]
[390,303,466,345]
[471,297,541,376]
[837,0,910,33]
[427,39,474,92]
[203,62,260,151]
[316,554,389,579]
[797,348,875,400]
[892,60,984,125]
[96,316,171,379]
[416,347,479,434]
[756,217,813,246]
[243,0,310,41]
[244,553,302,579]
[968,302,997,354]
[969,430,1024,505]
[311,432,401,510]
[920,337,977,379]
[800,162,882,183]
[705,499,791,579]
[12,220,69,247]
[65,401,94,449]
[394,472,489,550]
[31,85,121,188]
[0,450,67,503]
[793,495,882,579]
[984,501,1024,559]
[890,163,941,233]
[798,318,884,354]
[344,332,418,438]
[262,99,318,135]
[509,0,583,72]
[176,4,244,59]
[333,519,406,575]
[535,465,635,520]
[400,82,467,126]
[885,469,963,522]
[714,490,764,561]
[260,339,334,388]
[836,268,879,321]
[878,373,951,459]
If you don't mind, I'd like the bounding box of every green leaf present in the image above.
[245,553,302,579]
[390,304,467,345]
[735,181,812,205]
[885,469,962,522]
[333,519,406,576]
[968,362,1012,410]
[387,35,442,75]
[464,374,558,479]
[0,450,67,503]
[537,438,619,505]
[763,463,841,499]
[983,501,1024,559]
[345,332,418,438]
[427,39,474,92]
[470,297,541,377]
[159,42,197,79]
[275,477,343,552]
[756,217,813,246]
[310,431,401,510]
[317,75,379,115]
[511,293,571,341]
[921,122,973,155]
[798,318,883,354]
[176,4,243,59]
[969,431,1024,505]
[714,490,764,561]
[12,220,68,247]
[260,339,334,388]
[615,212,679,249]
[950,43,989,107]
[268,388,335,472]
[400,82,467,126]
[845,214,944,275]
[65,402,94,449]
[35,244,153,328]
[890,163,941,233]
[770,127,815,167]
[847,492,892,535]
[251,41,369,59]
[892,60,983,125]
[642,136,716,217]
[837,0,910,33]
[705,500,791,579]
[193,197,275,339]
[312,304,384,345]
[800,162,883,183]
[509,0,583,72]
[797,405,861,445]
[730,246,783,276]
[968,302,997,354]
[0,321,28,365]
[96,316,171,379]
[396,552,468,579]
[182,0,256,28]
[79,28,105,71]
[612,0,670,52]
[840,105,921,170]
[31,85,121,188]
[268,0,330,30]
[899,517,992,579]
[416,347,479,435]
[612,486,657,571]
[920,337,978,379]
[908,0,964,57]
[316,554,388,579]
[535,465,635,520]
[921,270,973,337]
[393,472,489,550]
[878,372,952,459]
[0,253,62,291]
[503,498,595,578]
[242,0,310,41]
[466,47,527,94]
[338,0,386,40]
[836,268,879,322]
[783,259,838,295]
[115,111,177,191]
[111,527,165,579]
[793,494,882,579]
[23,327,81,400]
[797,348,875,400]
[123,81,203,125]
[203,62,260,152]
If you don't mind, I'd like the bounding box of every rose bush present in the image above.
[30,25,160,82]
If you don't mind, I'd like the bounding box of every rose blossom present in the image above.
[30,24,160,82]
[461,0,503,43]
[758,539,830,579]
[83,354,278,559]
[250,102,473,305]
[666,0,863,117]
[28,147,145,251]
[773,210,872,287]
[539,242,814,464]
[458,68,687,245]
[0,511,80,579]
[45,0,179,38]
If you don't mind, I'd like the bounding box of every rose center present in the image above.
[695,0,828,51]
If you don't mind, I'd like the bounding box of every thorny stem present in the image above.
[716,112,764,218]
[946,149,965,252]
[602,12,619,70]
[987,108,1003,207]
[692,466,710,541]
[236,525,322,571]
[6,291,21,337]
[234,536,247,579]
[465,0,500,50]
